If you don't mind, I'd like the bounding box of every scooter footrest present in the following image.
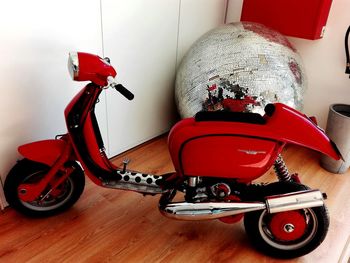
[102,170,168,194]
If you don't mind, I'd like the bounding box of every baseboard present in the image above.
[339,234,350,263]
[0,179,8,209]
[108,129,171,159]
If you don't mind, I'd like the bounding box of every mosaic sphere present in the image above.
[175,22,306,118]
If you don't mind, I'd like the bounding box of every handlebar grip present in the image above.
[114,84,134,100]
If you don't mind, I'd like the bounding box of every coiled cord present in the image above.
[346,25,350,76]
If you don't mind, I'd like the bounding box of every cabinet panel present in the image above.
[102,0,180,156]
[102,0,227,157]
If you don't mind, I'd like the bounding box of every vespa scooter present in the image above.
[4,52,342,258]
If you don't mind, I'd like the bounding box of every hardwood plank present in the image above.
[0,135,349,263]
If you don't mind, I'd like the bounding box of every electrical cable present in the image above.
[345,25,350,77]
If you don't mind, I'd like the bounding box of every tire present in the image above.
[4,159,85,217]
[244,182,329,259]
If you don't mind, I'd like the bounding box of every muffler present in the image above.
[159,189,325,220]
[266,189,325,213]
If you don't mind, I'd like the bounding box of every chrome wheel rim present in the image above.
[258,208,318,250]
[19,171,74,211]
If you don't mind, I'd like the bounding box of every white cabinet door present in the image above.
[102,0,227,157]
[101,0,180,156]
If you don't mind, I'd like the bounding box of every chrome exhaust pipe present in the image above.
[160,201,266,221]
[266,189,325,213]
[160,189,325,221]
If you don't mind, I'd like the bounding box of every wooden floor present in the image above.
[1,135,350,263]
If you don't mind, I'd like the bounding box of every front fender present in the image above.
[18,139,67,166]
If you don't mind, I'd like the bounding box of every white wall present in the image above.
[226,0,350,128]
[177,0,228,66]
[0,0,227,205]
[0,0,103,181]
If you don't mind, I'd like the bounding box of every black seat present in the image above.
[195,111,266,125]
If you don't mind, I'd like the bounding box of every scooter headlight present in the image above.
[68,52,79,80]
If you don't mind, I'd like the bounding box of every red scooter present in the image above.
[4,52,342,258]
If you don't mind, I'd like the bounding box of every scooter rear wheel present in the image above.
[4,159,85,217]
[244,182,329,258]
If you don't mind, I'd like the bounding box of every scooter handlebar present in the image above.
[114,83,134,100]
[107,76,134,100]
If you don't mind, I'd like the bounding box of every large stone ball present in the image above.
[175,22,306,118]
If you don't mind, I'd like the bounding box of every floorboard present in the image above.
[0,135,349,263]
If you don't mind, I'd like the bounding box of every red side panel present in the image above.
[241,0,333,40]
[180,135,280,181]
[18,139,67,166]
[168,103,340,180]
[168,119,283,181]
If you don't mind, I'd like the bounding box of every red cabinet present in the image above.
[240,0,333,40]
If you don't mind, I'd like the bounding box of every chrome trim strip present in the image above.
[238,149,267,155]
[68,52,79,80]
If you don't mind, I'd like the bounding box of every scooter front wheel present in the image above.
[244,182,329,258]
[4,159,85,217]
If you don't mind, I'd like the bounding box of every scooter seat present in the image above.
[195,111,266,125]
